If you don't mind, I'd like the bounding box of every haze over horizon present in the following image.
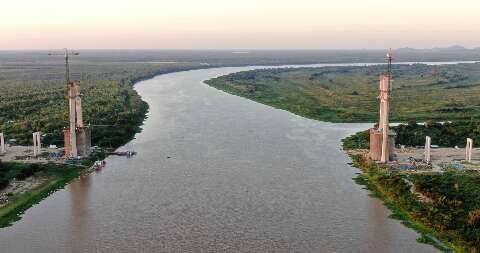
[1,0,479,50]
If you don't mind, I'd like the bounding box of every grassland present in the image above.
[206,63,480,122]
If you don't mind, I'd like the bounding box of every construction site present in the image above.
[360,52,480,173]
[0,49,91,164]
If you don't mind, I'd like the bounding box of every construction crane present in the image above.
[386,49,393,78]
[48,48,79,84]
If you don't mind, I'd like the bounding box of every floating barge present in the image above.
[107,151,137,157]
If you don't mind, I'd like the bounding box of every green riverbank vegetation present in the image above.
[0,161,83,228]
[0,149,110,228]
[205,63,480,123]
[341,119,480,251]
[351,155,480,252]
[342,120,480,150]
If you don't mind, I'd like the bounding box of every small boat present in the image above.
[125,151,136,157]
[93,160,106,170]
[107,151,137,157]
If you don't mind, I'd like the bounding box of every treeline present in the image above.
[396,120,480,147]
[343,120,480,150]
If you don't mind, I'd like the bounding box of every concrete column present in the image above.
[380,75,391,163]
[75,81,84,128]
[378,100,384,129]
[0,133,5,154]
[36,132,41,155]
[33,132,37,157]
[425,136,431,163]
[466,138,473,162]
[380,101,389,163]
[68,82,78,158]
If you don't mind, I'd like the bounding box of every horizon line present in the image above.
[0,46,479,52]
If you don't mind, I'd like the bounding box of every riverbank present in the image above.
[349,155,458,252]
[342,120,480,251]
[0,63,214,227]
[128,63,476,252]
[0,149,110,228]
[346,148,480,252]
[0,162,84,228]
[0,59,235,228]
[204,64,480,251]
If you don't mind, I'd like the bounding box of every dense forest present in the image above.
[206,63,480,123]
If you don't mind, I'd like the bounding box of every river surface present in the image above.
[1,63,464,252]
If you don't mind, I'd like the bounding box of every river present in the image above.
[0,64,458,252]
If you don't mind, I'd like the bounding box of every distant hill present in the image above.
[398,45,472,51]
[394,46,480,62]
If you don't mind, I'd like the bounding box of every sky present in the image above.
[1,0,479,50]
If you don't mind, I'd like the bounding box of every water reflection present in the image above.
[68,174,92,251]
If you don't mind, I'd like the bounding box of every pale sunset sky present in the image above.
[1,0,479,50]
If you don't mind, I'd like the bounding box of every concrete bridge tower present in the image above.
[64,81,91,158]
[369,51,396,163]
[61,49,91,159]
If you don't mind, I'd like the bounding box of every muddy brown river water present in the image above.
[0,64,448,252]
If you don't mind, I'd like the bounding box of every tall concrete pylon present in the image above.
[68,81,78,158]
[379,75,392,163]
[36,132,41,155]
[466,138,473,163]
[380,51,394,163]
[0,133,5,154]
[33,132,38,157]
[425,136,431,163]
[64,80,91,159]
[368,51,395,163]
[33,132,41,157]
[74,81,84,128]
[51,48,86,159]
